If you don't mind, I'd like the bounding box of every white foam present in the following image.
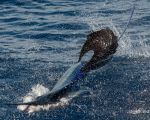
[17,84,50,113]
[128,108,150,114]
[17,84,80,114]
[17,84,71,114]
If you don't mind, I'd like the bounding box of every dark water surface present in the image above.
[0,0,150,120]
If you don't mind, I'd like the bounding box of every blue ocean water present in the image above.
[0,0,150,119]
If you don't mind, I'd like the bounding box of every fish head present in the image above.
[79,28,118,72]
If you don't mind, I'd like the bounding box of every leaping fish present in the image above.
[4,5,135,113]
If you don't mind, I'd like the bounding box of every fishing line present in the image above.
[118,4,135,40]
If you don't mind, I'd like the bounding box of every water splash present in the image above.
[17,84,70,114]
[17,84,91,114]
[81,4,150,58]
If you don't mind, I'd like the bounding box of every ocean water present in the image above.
[0,0,150,120]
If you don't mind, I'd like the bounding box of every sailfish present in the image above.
[5,5,135,113]
[7,28,118,108]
